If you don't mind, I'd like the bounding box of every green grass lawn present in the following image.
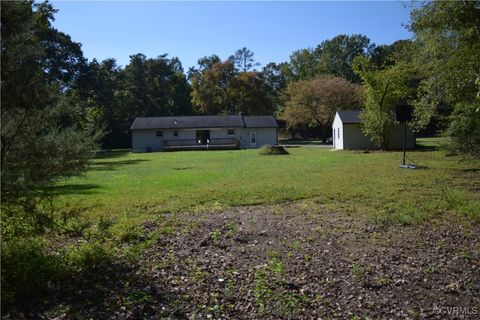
[278,139,325,145]
[4,138,479,315]
[416,136,451,147]
[55,139,480,227]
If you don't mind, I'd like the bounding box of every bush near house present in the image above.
[259,145,289,155]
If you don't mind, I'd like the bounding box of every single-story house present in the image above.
[130,115,279,152]
[332,110,415,150]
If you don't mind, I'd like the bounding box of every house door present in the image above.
[249,132,257,148]
[196,130,210,145]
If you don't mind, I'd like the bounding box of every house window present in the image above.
[337,128,340,139]
[228,129,235,135]
[156,131,163,137]
[173,130,178,137]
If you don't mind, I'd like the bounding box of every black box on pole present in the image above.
[396,104,413,122]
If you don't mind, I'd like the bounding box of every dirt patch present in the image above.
[19,202,479,319]
[132,202,479,319]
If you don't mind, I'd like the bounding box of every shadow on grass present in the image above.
[91,159,150,171]
[414,144,438,152]
[458,168,480,173]
[46,184,101,196]
[94,149,131,159]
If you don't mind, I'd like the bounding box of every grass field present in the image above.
[278,139,326,145]
[5,138,480,318]
[55,138,480,227]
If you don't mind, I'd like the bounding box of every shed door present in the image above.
[249,132,257,148]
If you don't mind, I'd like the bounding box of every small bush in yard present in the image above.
[1,239,115,311]
[1,238,63,308]
[259,145,289,155]
[65,241,114,270]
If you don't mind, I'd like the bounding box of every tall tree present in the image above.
[190,60,236,114]
[124,53,192,117]
[231,72,273,115]
[316,34,374,83]
[229,47,260,72]
[370,40,418,69]
[190,59,272,115]
[280,34,373,83]
[409,0,480,155]
[260,63,288,115]
[76,53,192,149]
[187,54,221,81]
[353,56,418,149]
[283,48,320,81]
[76,58,130,148]
[1,0,101,219]
[282,75,364,141]
[124,53,152,116]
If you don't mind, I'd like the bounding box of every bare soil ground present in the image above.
[24,202,480,319]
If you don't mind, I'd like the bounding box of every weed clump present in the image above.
[1,238,63,308]
[259,145,289,155]
[1,238,116,311]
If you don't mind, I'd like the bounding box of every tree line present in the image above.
[2,0,479,221]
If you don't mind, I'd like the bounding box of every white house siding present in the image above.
[209,128,239,140]
[239,127,277,148]
[131,127,277,152]
[131,130,161,152]
[131,129,197,152]
[211,127,277,148]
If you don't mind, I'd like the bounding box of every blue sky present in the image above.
[51,1,413,70]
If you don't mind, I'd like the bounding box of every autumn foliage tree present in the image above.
[231,72,272,115]
[190,58,273,115]
[282,76,364,141]
[190,60,237,114]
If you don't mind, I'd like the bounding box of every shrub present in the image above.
[65,241,114,270]
[259,145,289,155]
[443,102,480,157]
[1,238,63,308]
[1,238,116,311]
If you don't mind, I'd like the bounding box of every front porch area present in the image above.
[163,138,240,151]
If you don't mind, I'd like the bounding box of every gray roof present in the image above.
[243,116,279,128]
[337,110,362,124]
[130,115,278,130]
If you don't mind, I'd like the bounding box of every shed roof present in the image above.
[337,110,362,124]
[130,115,278,130]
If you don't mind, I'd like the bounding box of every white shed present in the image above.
[332,110,415,150]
